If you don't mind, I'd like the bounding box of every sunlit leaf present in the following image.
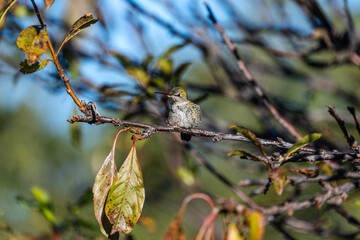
[17,26,49,65]
[152,77,166,88]
[31,186,56,224]
[225,222,244,240]
[105,144,145,234]
[31,186,50,206]
[272,174,289,196]
[58,13,98,53]
[157,58,173,74]
[317,162,333,175]
[284,133,322,159]
[19,59,50,74]
[43,0,54,10]
[245,210,265,240]
[93,130,124,236]
[41,207,56,224]
[176,166,196,187]
[0,0,17,23]
[127,68,150,85]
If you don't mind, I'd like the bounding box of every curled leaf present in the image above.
[93,130,124,236]
[17,26,49,65]
[58,13,98,54]
[105,144,145,234]
[0,0,17,23]
[272,174,289,196]
[284,133,322,159]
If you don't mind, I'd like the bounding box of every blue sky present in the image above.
[1,0,360,144]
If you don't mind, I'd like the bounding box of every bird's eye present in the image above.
[176,93,181,96]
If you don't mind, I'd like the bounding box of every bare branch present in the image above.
[204,2,302,141]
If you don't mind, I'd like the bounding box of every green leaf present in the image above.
[142,54,154,68]
[157,58,173,74]
[284,133,322,159]
[93,130,121,236]
[127,67,150,85]
[176,166,195,187]
[0,0,18,23]
[31,186,56,224]
[171,62,191,86]
[58,13,98,53]
[230,125,268,159]
[17,26,49,65]
[161,43,187,58]
[70,119,82,148]
[227,150,265,163]
[105,144,145,234]
[31,186,50,206]
[114,53,133,68]
[19,59,50,74]
[43,0,54,10]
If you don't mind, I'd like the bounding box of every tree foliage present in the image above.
[2,0,360,239]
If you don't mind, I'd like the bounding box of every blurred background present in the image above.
[2,0,360,239]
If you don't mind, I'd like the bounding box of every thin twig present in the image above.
[125,0,205,51]
[332,205,360,229]
[263,180,360,217]
[328,105,358,150]
[30,0,44,26]
[204,3,302,141]
[187,144,262,211]
[29,0,86,112]
[344,0,355,36]
[238,171,360,188]
[348,107,360,137]
[272,222,297,240]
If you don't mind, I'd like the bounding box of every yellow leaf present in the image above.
[245,211,265,240]
[225,222,244,240]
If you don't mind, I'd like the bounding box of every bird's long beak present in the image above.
[154,91,172,96]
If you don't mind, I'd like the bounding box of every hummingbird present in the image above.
[155,87,201,141]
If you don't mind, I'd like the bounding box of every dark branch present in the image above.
[204,2,302,141]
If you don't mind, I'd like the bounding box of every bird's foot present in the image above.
[166,119,181,129]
